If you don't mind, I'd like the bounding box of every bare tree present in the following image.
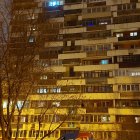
[0,1,82,140]
[0,1,39,139]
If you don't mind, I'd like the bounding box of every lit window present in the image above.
[38,101,45,107]
[131,72,140,76]
[30,27,36,31]
[101,115,110,122]
[135,117,140,123]
[52,88,61,93]
[49,2,52,6]
[60,1,63,5]
[3,101,7,108]
[53,1,57,6]
[37,88,48,93]
[52,102,60,107]
[99,22,108,25]
[48,0,63,7]
[29,36,35,43]
[56,1,60,5]
[116,33,123,37]
[130,32,137,37]
[17,101,24,109]
[100,60,109,65]
[31,14,35,19]
[40,75,48,80]
[21,116,26,122]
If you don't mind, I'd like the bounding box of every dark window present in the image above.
[69,67,75,77]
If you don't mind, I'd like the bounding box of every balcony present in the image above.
[44,41,63,47]
[87,50,107,57]
[106,0,131,5]
[29,93,120,101]
[34,108,68,115]
[117,9,140,16]
[64,9,82,15]
[86,25,106,31]
[48,66,67,72]
[118,35,140,41]
[75,37,118,46]
[108,76,140,84]
[60,122,80,129]
[120,92,140,99]
[63,46,81,53]
[82,85,113,93]
[38,79,57,85]
[107,22,140,30]
[86,107,108,113]
[58,52,86,59]
[86,77,107,84]
[107,49,140,56]
[82,30,111,40]
[119,61,140,68]
[3,109,35,115]
[64,3,86,10]
[80,123,121,131]
[57,79,86,86]
[34,65,66,73]
[74,64,119,72]
[65,0,82,4]
[59,27,86,34]
[109,108,140,115]
[82,11,111,19]
[121,124,140,130]
[12,2,37,10]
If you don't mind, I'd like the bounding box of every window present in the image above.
[40,75,48,80]
[100,60,109,65]
[118,3,136,11]
[118,84,140,92]
[52,87,61,93]
[48,0,63,7]
[68,108,77,115]
[99,21,108,25]
[3,101,7,108]
[84,20,94,26]
[28,36,35,43]
[114,69,126,77]
[37,88,48,93]
[131,72,140,76]
[17,101,24,109]
[38,101,45,107]
[97,44,111,51]
[130,32,137,37]
[20,116,27,123]
[122,85,126,91]
[3,101,13,109]
[135,117,140,123]
[117,55,138,63]
[86,6,110,14]
[116,33,123,37]
[101,115,110,122]
[98,18,111,25]
[52,102,60,107]
[127,85,130,91]
[82,45,96,52]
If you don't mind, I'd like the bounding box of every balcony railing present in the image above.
[118,35,140,41]
[87,50,107,57]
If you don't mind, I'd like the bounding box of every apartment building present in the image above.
[5,0,140,139]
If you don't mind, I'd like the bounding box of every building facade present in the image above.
[5,0,140,139]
